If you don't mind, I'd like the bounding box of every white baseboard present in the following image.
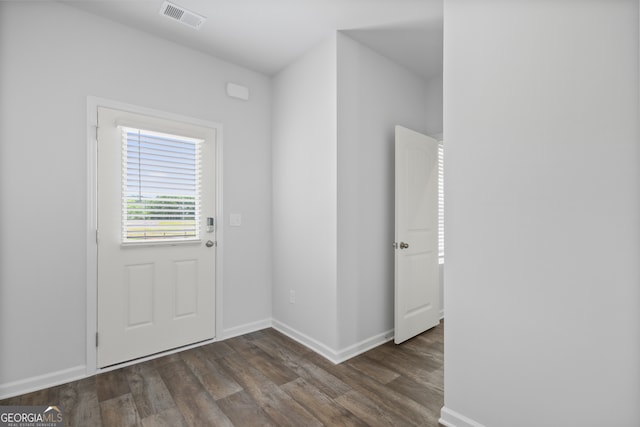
[440,309,445,319]
[333,329,394,363]
[439,406,486,427]
[271,319,392,364]
[0,365,86,400]
[272,319,341,363]
[222,318,272,340]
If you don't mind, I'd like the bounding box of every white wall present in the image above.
[0,1,272,395]
[271,36,339,351]
[336,33,430,349]
[425,74,443,136]
[442,1,640,426]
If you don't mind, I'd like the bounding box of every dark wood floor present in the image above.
[1,321,444,426]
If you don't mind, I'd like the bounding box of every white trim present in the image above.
[333,329,394,363]
[214,126,224,351]
[439,407,486,427]
[272,319,393,364]
[85,96,224,376]
[86,98,98,377]
[222,318,272,340]
[272,319,341,363]
[0,365,86,400]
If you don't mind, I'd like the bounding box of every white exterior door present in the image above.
[97,107,216,368]
[394,125,440,344]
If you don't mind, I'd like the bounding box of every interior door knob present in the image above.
[400,242,409,249]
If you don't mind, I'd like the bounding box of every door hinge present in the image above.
[95,126,99,141]
[95,332,99,347]
[96,229,99,245]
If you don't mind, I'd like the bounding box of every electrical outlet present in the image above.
[289,290,295,304]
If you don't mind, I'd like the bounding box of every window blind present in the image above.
[438,141,444,259]
[121,127,203,242]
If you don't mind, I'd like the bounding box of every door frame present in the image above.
[85,96,224,375]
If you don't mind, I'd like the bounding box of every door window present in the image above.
[121,127,203,243]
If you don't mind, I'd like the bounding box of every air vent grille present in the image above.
[163,4,184,20]
[159,1,206,30]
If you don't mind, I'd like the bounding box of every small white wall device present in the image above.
[226,82,249,101]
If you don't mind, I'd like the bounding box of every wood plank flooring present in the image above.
[1,321,444,426]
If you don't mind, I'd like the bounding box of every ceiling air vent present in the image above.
[159,1,206,30]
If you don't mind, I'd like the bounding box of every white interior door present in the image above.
[97,107,216,368]
[394,125,440,344]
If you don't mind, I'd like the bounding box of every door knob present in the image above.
[205,240,215,248]
[400,242,409,249]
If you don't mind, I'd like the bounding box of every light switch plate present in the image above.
[230,213,242,227]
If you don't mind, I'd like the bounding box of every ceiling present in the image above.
[61,0,443,80]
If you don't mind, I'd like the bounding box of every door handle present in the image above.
[205,240,215,248]
[400,242,409,249]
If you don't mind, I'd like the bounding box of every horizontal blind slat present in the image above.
[126,166,197,177]
[126,154,199,167]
